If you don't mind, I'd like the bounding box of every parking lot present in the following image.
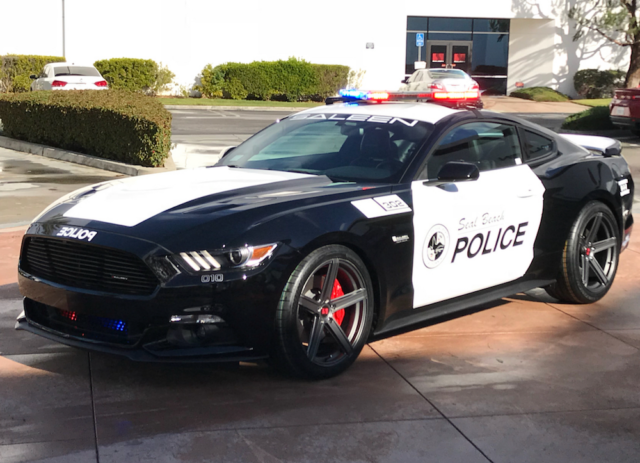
[2,108,640,462]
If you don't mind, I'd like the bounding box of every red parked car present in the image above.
[610,87,640,135]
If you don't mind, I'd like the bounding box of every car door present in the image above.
[410,121,545,308]
[37,66,51,90]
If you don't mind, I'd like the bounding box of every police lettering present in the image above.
[452,222,528,263]
[56,226,97,242]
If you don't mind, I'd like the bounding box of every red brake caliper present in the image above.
[331,279,345,325]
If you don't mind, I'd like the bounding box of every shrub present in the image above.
[574,69,625,99]
[152,62,176,96]
[94,58,158,93]
[0,90,171,167]
[509,86,569,102]
[0,55,65,93]
[561,106,615,131]
[196,58,349,101]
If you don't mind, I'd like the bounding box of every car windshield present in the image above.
[53,66,101,77]
[216,113,434,183]
[428,70,466,79]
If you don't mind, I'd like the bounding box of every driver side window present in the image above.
[422,122,522,179]
[39,68,48,78]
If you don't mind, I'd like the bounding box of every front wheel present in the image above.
[546,201,620,303]
[271,245,374,379]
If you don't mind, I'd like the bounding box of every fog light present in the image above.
[170,314,225,324]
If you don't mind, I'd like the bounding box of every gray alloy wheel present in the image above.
[546,201,620,304]
[271,245,374,379]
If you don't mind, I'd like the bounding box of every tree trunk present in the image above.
[626,36,640,88]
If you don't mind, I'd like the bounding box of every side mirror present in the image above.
[220,146,236,157]
[401,77,409,84]
[437,161,479,182]
[29,74,37,80]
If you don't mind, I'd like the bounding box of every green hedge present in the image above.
[0,90,172,167]
[561,106,615,131]
[196,58,349,101]
[94,58,158,93]
[0,55,65,93]
[574,69,625,99]
[509,86,569,102]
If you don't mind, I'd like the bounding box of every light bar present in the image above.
[337,89,478,102]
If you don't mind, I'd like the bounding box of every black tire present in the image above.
[271,245,374,379]
[545,201,620,303]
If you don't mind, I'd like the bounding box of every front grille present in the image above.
[25,299,145,345]
[21,237,158,295]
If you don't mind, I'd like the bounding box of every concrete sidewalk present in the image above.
[1,223,640,462]
[482,96,587,114]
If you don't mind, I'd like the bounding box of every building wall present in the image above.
[0,0,629,97]
[507,19,555,93]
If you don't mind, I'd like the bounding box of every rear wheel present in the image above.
[546,201,620,303]
[271,245,373,379]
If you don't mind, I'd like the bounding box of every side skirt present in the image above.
[371,278,554,340]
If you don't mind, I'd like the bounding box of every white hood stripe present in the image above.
[63,167,312,227]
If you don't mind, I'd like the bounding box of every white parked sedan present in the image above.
[399,68,478,94]
[30,63,108,91]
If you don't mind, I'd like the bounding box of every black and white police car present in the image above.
[16,95,634,379]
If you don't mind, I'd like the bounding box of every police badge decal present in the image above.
[423,224,449,269]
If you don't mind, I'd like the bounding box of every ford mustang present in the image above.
[15,101,634,379]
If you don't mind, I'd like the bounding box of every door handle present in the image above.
[517,189,534,198]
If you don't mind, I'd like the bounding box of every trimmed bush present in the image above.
[94,58,158,93]
[561,106,615,131]
[0,55,65,93]
[574,69,625,99]
[0,90,172,167]
[509,86,569,102]
[196,58,349,101]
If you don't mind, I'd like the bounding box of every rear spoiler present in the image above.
[559,134,622,157]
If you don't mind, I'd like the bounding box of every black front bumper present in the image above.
[16,265,281,363]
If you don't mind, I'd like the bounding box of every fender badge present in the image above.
[392,235,410,243]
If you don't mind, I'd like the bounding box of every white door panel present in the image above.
[411,165,545,308]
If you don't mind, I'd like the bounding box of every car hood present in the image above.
[37,166,388,248]
[62,166,317,227]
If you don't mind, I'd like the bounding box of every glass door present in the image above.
[428,41,473,72]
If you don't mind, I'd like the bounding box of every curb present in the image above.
[0,135,175,176]
[164,104,313,112]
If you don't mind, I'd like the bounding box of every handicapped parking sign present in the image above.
[416,33,424,47]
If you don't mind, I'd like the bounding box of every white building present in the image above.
[0,0,629,97]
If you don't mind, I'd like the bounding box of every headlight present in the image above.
[174,243,278,273]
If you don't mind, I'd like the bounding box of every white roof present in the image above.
[296,102,459,124]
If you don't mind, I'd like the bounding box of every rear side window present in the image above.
[425,122,522,178]
[523,130,554,161]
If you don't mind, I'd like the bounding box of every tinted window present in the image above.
[472,19,510,33]
[407,16,428,30]
[428,17,472,31]
[54,66,101,77]
[428,32,472,41]
[218,115,434,183]
[425,122,521,178]
[472,34,509,75]
[523,130,554,161]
